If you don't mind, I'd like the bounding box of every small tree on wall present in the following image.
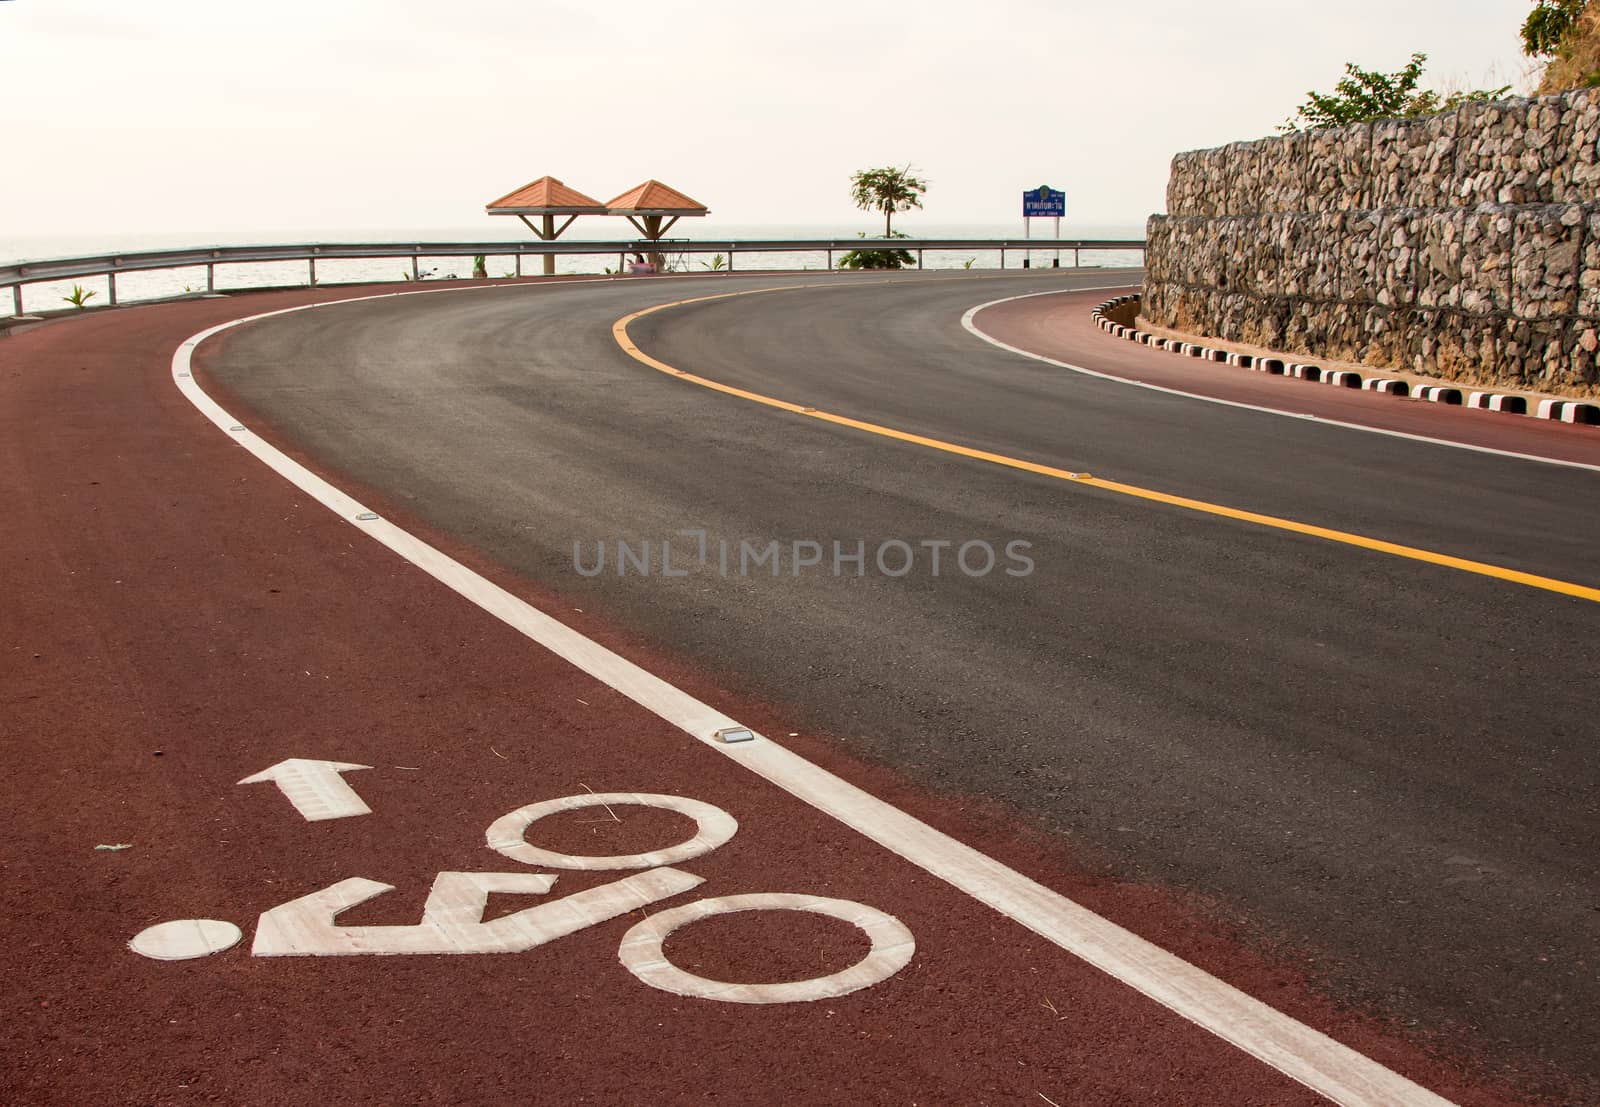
[1280,52,1510,132]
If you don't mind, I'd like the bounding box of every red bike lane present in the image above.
[0,284,1527,1105]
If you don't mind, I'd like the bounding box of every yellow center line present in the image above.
[612,282,1600,605]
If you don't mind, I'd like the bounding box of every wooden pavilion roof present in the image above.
[485,176,608,215]
[603,180,709,216]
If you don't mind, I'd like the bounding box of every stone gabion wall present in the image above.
[1143,91,1600,396]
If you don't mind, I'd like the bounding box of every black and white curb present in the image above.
[1466,392,1527,415]
[1090,294,1597,432]
[1364,378,1409,396]
[1537,398,1600,424]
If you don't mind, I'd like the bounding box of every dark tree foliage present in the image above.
[837,231,916,271]
[1523,0,1589,57]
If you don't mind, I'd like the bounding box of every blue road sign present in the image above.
[1023,185,1065,218]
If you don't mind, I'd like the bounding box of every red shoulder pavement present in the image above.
[0,286,1532,1105]
[974,289,1600,469]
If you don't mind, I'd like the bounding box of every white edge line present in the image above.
[170,281,1453,1107]
[963,288,1600,475]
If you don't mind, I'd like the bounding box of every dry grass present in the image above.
[1538,6,1600,93]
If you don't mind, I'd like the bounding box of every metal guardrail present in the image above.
[0,238,1146,315]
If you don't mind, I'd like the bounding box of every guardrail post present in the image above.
[108,273,117,307]
[11,285,22,317]
[411,255,420,281]
[728,249,735,273]
[1074,248,1080,268]
[827,249,833,271]
[999,248,1005,270]
[515,254,522,278]
[917,249,923,270]
[206,263,215,293]
[309,257,317,287]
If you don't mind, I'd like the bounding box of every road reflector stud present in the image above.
[228,424,245,432]
[715,726,756,744]
[355,512,379,522]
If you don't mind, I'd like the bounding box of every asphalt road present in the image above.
[8,281,1405,1107]
[206,271,1600,1092]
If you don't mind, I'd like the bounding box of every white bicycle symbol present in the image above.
[131,792,916,1005]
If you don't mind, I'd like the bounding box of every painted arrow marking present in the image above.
[238,758,374,821]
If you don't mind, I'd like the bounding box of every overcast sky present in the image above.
[0,0,1540,238]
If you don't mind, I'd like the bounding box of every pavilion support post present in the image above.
[641,214,665,272]
[542,214,556,276]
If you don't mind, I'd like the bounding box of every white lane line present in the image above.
[172,286,1452,1107]
[963,289,1600,474]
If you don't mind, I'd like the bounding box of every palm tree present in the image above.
[850,165,928,237]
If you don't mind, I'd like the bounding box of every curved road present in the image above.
[201,271,1600,1095]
